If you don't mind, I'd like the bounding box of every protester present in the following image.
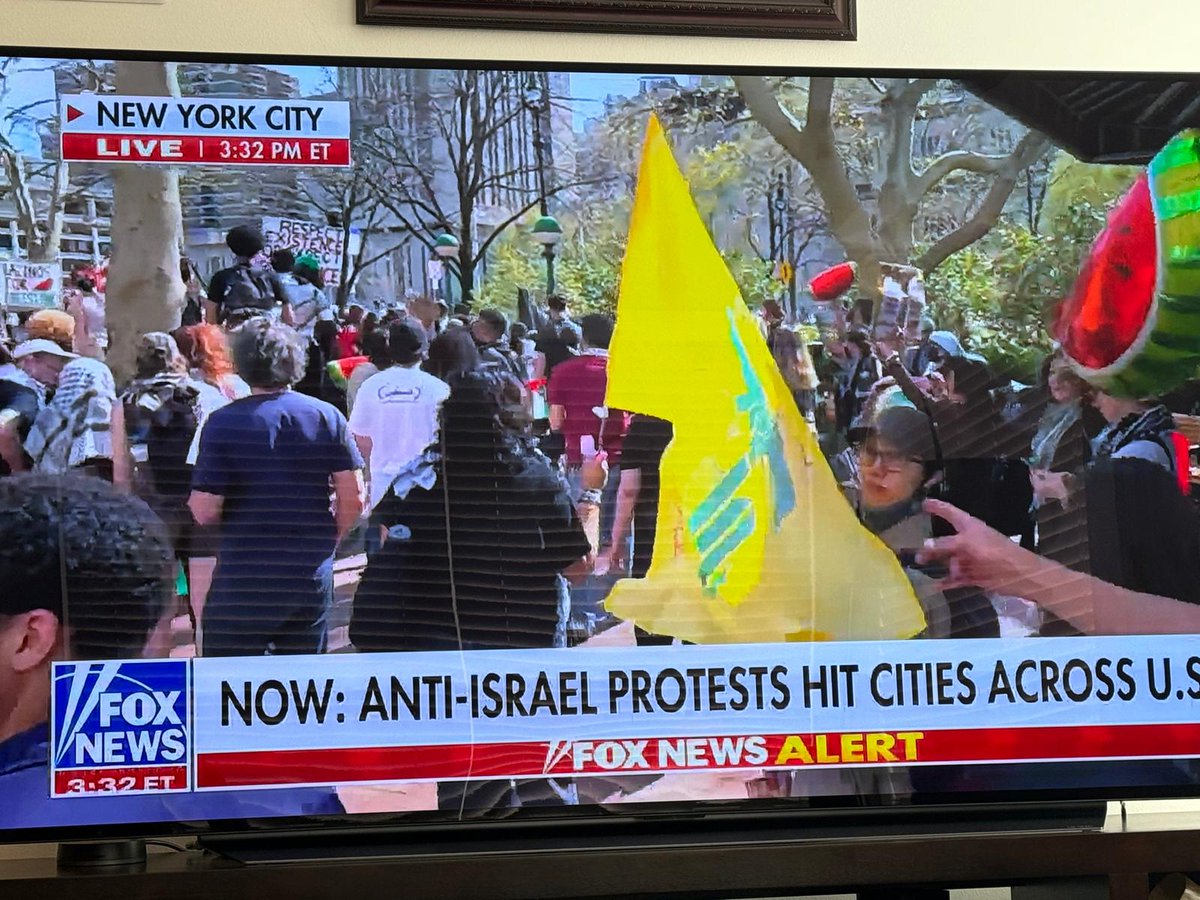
[831,328,880,436]
[407,295,446,341]
[336,303,365,358]
[509,320,537,381]
[64,268,107,360]
[1090,390,1180,474]
[349,319,449,515]
[0,340,75,476]
[282,252,332,341]
[354,371,598,811]
[353,367,595,650]
[881,347,1032,540]
[1026,353,1094,574]
[180,256,205,326]
[120,333,201,531]
[598,413,679,647]
[0,474,345,827]
[772,327,820,422]
[297,316,346,412]
[157,326,240,644]
[472,307,524,378]
[25,355,127,486]
[851,405,994,638]
[904,318,937,375]
[204,225,287,328]
[176,323,251,401]
[534,294,577,377]
[424,328,481,382]
[188,318,364,657]
[345,328,390,416]
[547,314,630,534]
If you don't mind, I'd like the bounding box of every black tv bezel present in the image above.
[2,43,1199,847]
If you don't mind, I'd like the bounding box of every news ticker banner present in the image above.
[59,95,351,167]
[50,636,1200,797]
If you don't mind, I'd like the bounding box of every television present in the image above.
[2,47,1200,860]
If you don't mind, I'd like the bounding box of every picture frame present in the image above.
[357,0,855,40]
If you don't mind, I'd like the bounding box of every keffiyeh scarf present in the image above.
[25,358,117,473]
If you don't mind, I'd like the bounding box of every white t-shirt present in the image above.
[185,379,233,466]
[348,365,451,508]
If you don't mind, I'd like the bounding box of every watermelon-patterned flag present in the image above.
[1055,129,1200,398]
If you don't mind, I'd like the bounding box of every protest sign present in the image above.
[2,260,61,310]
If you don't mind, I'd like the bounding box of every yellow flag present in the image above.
[604,116,925,644]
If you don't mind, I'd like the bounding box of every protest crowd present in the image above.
[6,125,1200,818]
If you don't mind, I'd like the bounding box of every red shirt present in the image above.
[546,353,630,466]
[335,327,360,359]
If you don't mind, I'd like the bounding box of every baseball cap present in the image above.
[389,318,429,364]
[13,339,78,361]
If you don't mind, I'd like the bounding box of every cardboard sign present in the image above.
[2,260,61,310]
[261,217,359,288]
[60,95,351,167]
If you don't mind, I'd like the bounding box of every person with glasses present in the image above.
[853,405,997,639]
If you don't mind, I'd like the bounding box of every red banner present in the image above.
[194,722,1200,789]
[54,765,189,796]
[61,133,351,167]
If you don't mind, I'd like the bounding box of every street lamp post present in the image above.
[524,73,551,216]
[769,168,797,317]
[532,215,562,297]
[433,232,459,307]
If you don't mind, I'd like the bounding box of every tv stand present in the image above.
[5,804,1197,899]
[196,801,1108,865]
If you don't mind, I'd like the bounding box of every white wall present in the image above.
[3,0,1200,892]
[4,0,1200,72]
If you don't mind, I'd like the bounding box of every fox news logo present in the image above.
[51,660,191,789]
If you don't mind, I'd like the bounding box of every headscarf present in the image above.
[25,358,117,473]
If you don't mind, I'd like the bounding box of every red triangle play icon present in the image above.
[65,104,84,123]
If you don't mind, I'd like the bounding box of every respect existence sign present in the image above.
[50,636,1200,796]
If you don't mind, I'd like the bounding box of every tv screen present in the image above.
[2,50,1200,843]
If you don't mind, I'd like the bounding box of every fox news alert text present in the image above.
[50,637,1200,796]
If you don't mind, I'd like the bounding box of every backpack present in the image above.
[123,378,201,497]
[221,264,275,317]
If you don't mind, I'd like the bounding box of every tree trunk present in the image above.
[733,76,884,304]
[0,150,68,262]
[457,203,475,310]
[337,216,354,308]
[104,61,185,382]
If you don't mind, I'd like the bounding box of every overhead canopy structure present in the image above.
[961,75,1200,163]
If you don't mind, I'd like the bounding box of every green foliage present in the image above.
[1039,153,1139,230]
[685,141,753,219]
[478,201,629,317]
[923,152,1132,380]
[477,196,781,320]
[723,250,779,307]
[475,227,542,315]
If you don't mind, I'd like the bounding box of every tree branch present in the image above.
[918,147,1028,196]
[735,75,880,274]
[915,130,1051,273]
[881,78,935,195]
